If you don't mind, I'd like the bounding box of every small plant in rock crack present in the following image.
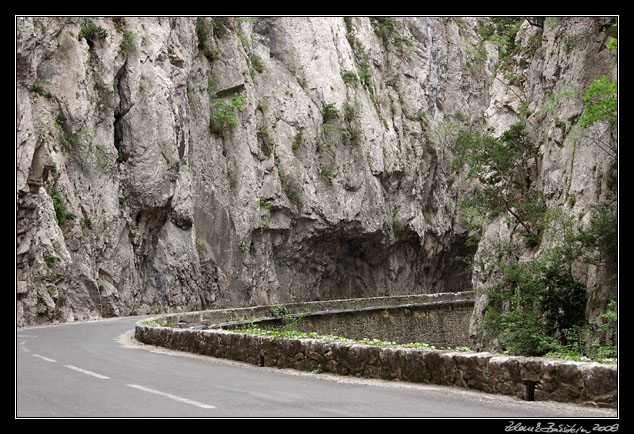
[119,29,137,55]
[51,188,76,225]
[321,102,339,124]
[210,93,247,135]
[78,19,108,47]
[29,84,52,99]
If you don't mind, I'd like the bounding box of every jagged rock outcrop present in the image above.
[16,16,617,329]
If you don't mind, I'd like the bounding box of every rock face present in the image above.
[16,17,617,327]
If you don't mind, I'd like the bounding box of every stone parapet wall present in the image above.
[134,294,617,408]
[134,323,616,407]
[170,291,475,330]
[221,300,475,348]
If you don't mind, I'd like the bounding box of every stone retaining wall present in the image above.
[170,291,476,329]
[134,294,617,408]
[219,300,475,348]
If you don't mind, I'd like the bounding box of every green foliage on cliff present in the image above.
[78,19,108,46]
[452,113,617,361]
[51,187,76,225]
[579,76,618,129]
[119,29,137,55]
[321,102,339,124]
[370,17,413,49]
[452,123,545,247]
[210,93,247,135]
[475,17,523,67]
[477,205,617,361]
[476,17,546,72]
[196,17,224,62]
[481,248,587,357]
[29,84,52,99]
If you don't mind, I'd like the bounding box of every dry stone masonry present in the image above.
[134,294,617,407]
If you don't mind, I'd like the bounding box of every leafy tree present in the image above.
[452,123,545,246]
[577,75,618,160]
[580,76,617,129]
[575,201,618,267]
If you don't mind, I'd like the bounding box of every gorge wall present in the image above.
[16,17,617,331]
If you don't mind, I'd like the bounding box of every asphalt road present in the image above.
[16,315,618,419]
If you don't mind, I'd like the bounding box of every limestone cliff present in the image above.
[16,16,617,328]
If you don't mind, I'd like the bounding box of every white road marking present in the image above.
[127,384,216,409]
[63,365,110,379]
[32,354,56,362]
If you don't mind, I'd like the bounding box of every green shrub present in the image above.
[266,305,289,318]
[358,64,372,90]
[119,29,137,54]
[343,103,358,122]
[479,204,617,361]
[203,47,223,61]
[209,93,247,135]
[80,217,93,229]
[78,20,108,45]
[319,165,335,180]
[111,17,128,33]
[321,103,339,124]
[392,217,406,234]
[251,56,264,73]
[292,131,303,150]
[341,126,362,146]
[210,17,230,37]
[51,188,76,225]
[195,17,211,48]
[196,17,223,62]
[43,252,60,267]
[481,251,587,357]
[342,71,358,87]
[475,17,523,70]
[29,84,52,99]
[575,201,618,266]
[579,76,617,129]
[453,119,617,361]
[283,184,302,205]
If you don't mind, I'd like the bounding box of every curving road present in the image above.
[16,315,618,418]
